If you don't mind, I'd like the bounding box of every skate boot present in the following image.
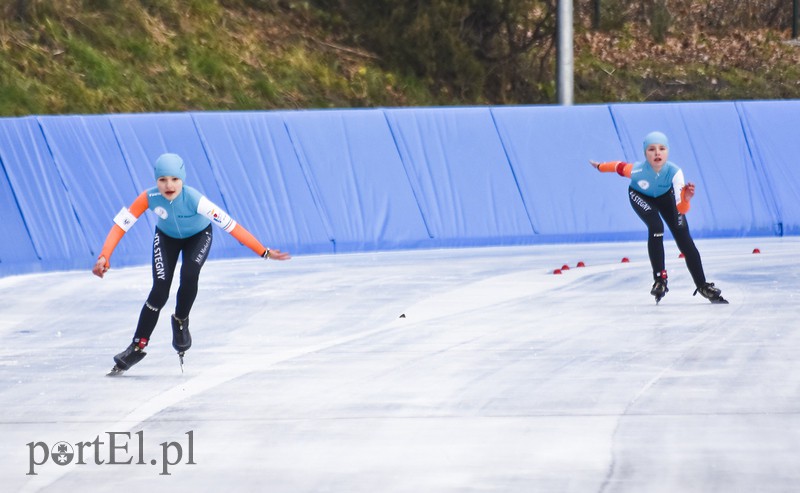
[172,314,191,372]
[693,282,729,304]
[108,338,148,376]
[650,270,669,304]
[171,314,192,352]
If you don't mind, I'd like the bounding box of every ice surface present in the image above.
[1,238,798,492]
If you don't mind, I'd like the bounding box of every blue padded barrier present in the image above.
[283,109,431,252]
[736,100,800,236]
[0,146,40,275]
[491,104,643,242]
[1,100,799,278]
[191,111,333,254]
[0,117,92,272]
[37,115,156,268]
[609,102,777,238]
[385,107,536,246]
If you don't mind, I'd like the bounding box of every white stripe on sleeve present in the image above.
[197,196,237,233]
[672,169,686,205]
[113,207,138,232]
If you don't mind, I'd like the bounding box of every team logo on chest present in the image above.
[154,206,168,220]
[637,180,650,190]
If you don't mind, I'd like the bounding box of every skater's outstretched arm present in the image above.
[231,223,291,261]
[92,192,149,278]
[588,160,632,177]
[196,196,291,261]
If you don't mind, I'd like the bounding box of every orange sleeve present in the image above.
[229,223,268,257]
[98,192,149,266]
[597,161,632,177]
[129,192,149,217]
[677,187,691,214]
[98,225,126,265]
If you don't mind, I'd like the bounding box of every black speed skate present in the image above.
[107,338,148,376]
[650,270,669,304]
[172,315,191,372]
[694,282,728,304]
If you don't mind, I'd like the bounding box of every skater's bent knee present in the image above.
[145,292,169,310]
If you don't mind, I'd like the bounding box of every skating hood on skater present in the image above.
[154,153,186,181]
[642,131,669,154]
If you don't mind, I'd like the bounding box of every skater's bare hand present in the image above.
[92,257,109,278]
[683,182,695,200]
[589,160,601,170]
[262,248,291,261]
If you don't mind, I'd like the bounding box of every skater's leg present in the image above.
[628,188,665,279]
[133,229,181,341]
[668,216,706,288]
[656,193,707,288]
[656,192,727,303]
[110,230,181,373]
[172,226,212,354]
[174,226,212,319]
